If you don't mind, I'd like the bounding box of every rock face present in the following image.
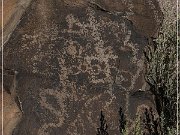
[3,0,163,134]
[0,0,32,44]
[0,89,22,135]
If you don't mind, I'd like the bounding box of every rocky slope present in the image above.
[2,0,163,134]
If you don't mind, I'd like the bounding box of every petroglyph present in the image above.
[34,7,147,134]
[3,0,162,134]
[38,88,67,135]
[59,8,141,89]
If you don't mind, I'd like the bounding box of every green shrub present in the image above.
[144,0,179,134]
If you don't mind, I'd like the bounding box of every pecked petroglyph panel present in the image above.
[36,7,147,135]
[4,0,152,134]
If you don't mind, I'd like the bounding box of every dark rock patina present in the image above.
[3,0,162,134]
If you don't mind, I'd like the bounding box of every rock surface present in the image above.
[3,0,163,134]
[0,89,22,135]
[0,0,32,44]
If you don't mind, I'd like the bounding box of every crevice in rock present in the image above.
[87,1,126,16]
[87,2,110,13]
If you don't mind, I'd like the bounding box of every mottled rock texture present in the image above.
[3,0,163,134]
